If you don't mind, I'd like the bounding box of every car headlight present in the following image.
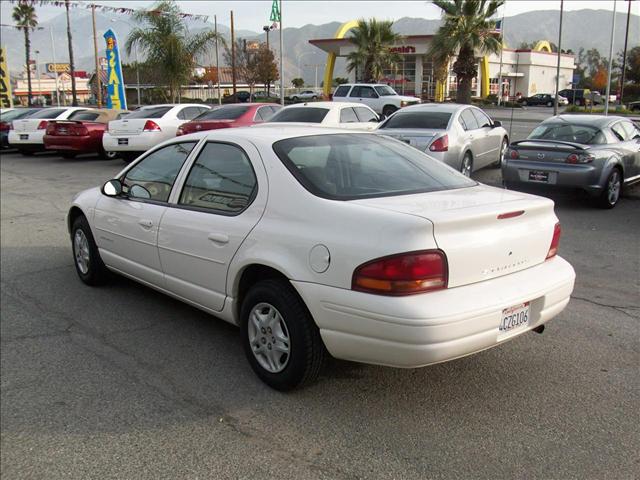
[401,101,408,107]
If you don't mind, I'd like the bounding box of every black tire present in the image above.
[312,96,317,100]
[546,101,553,107]
[460,152,473,177]
[240,278,325,391]
[99,148,118,160]
[71,215,109,286]
[382,105,397,118]
[292,96,299,102]
[61,152,77,159]
[522,100,528,106]
[18,149,34,156]
[492,138,508,168]
[598,168,622,209]
[121,152,139,163]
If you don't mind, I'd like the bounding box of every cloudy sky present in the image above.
[8,0,635,31]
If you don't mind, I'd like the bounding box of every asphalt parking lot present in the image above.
[1,142,639,479]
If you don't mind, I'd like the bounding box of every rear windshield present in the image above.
[68,111,101,121]
[194,105,249,120]
[28,108,67,119]
[273,134,475,200]
[528,123,606,145]
[374,85,397,96]
[125,106,172,119]
[0,109,35,121]
[382,112,451,129]
[268,107,329,123]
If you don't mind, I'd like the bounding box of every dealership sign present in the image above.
[103,29,127,110]
[46,63,71,73]
[0,46,13,108]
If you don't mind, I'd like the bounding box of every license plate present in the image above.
[19,134,28,140]
[118,138,128,145]
[58,129,67,135]
[528,170,549,183]
[498,302,530,338]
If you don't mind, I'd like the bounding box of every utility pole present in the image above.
[91,4,102,107]
[215,15,221,104]
[263,25,272,96]
[604,0,617,115]
[279,0,284,105]
[619,0,631,105]
[50,26,60,106]
[231,10,236,96]
[496,8,506,106]
[553,0,564,116]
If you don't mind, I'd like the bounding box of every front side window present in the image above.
[610,122,628,142]
[357,86,378,99]
[334,85,351,97]
[340,107,359,123]
[374,85,397,96]
[268,107,329,123]
[122,142,197,202]
[471,108,492,128]
[354,107,378,122]
[179,142,257,213]
[382,111,451,129]
[620,120,640,140]
[273,134,475,200]
[528,124,606,145]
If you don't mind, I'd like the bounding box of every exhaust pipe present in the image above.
[532,325,545,334]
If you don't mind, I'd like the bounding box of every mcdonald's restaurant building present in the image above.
[309,30,576,101]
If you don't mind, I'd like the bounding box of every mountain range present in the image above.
[1,8,637,85]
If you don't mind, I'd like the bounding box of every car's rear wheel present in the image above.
[598,168,622,209]
[241,278,325,390]
[99,148,118,160]
[382,105,397,118]
[461,152,473,177]
[71,215,109,285]
[492,138,508,168]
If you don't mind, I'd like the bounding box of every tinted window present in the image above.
[354,107,378,122]
[68,111,100,121]
[382,111,451,129]
[471,109,492,128]
[122,142,197,202]
[195,105,249,120]
[179,142,256,213]
[126,106,172,119]
[268,107,329,123]
[334,86,351,97]
[340,107,359,123]
[273,134,475,200]
[610,122,628,141]
[373,85,397,96]
[268,106,281,115]
[620,121,640,140]
[28,108,67,119]
[350,86,377,98]
[459,109,479,130]
[0,109,36,121]
[528,124,606,145]
[178,107,205,120]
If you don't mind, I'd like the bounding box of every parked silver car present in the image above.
[502,115,640,208]
[376,104,509,176]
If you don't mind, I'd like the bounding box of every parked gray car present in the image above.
[376,104,509,176]
[502,115,640,208]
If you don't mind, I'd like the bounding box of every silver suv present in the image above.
[332,84,420,118]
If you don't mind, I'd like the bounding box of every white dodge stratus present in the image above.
[67,126,575,390]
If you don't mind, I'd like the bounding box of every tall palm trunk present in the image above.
[453,44,476,104]
[23,27,32,106]
[65,0,77,106]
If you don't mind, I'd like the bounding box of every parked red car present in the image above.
[43,109,128,159]
[177,103,281,135]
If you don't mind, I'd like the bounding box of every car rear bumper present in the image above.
[8,130,46,147]
[502,160,605,194]
[292,256,575,368]
[103,131,166,152]
[44,135,100,153]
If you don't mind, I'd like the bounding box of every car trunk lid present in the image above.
[182,120,234,134]
[509,139,590,164]
[108,118,148,135]
[353,184,557,288]
[378,128,440,151]
[13,118,49,133]
[46,120,92,136]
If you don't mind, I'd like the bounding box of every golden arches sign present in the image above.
[322,20,359,97]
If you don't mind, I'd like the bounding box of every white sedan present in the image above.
[102,103,211,162]
[8,106,88,154]
[263,101,380,130]
[67,127,575,390]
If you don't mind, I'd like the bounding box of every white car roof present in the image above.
[282,101,373,110]
[179,125,369,143]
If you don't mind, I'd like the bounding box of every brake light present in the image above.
[143,120,161,132]
[429,134,449,152]
[45,123,56,135]
[352,250,448,296]
[546,223,561,260]
[176,126,184,136]
[0,122,10,132]
[37,120,48,130]
[74,125,88,136]
[509,149,519,159]
[566,153,595,164]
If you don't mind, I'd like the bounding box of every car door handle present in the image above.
[138,219,153,229]
[208,233,229,245]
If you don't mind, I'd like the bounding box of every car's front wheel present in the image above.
[461,152,473,177]
[382,105,397,118]
[492,138,508,168]
[71,215,109,285]
[598,168,622,209]
[241,279,325,390]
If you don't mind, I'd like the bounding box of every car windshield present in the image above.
[273,134,475,200]
[125,106,172,119]
[528,123,606,145]
[268,107,329,123]
[194,105,249,120]
[381,112,451,129]
[374,85,397,96]
[27,108,67,119]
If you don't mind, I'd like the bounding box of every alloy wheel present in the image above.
[73,229,90,274]
[461,154,472,177]
[248,302,291,373]
[607,170,621,205]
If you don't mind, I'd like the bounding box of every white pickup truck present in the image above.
[332,83,421,118]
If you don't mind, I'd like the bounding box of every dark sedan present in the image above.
[502,115,640,208]
[518,94,568,107]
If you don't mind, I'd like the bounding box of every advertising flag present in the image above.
[0,46,14,108]
[103,29,127,110]
[270,0,280,23]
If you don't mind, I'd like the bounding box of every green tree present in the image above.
[429,0,503,104]
[64,0,77,105]
[254,45,279,94]
[12,1,38,107]
[125,0,224,102]
[346,18,402,83]
[291,77,305,88]
[621,46,640,84]
[332,77,349,86]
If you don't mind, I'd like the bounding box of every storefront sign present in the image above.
[390,46,416,54]
[0,46,13,108]
[103,29,127,110]
[46,63,71,73]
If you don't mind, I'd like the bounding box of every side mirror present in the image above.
[493,120,502,128]
[102,179,122,197]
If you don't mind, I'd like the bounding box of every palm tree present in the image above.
[429,0,503,104]
[12,1,38,107]
[64,0,77,106]
[346,19,402,83]
[126,0,225,102]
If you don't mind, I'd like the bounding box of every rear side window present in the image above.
[179,142,257,214]
[126,106,172,119]
[68,111,100,121]
[333,86,351,97]
[28,108,67,119]
[195,105,249,120]
[382,111,451,129]
[529,124,606,145]
[268,107,329,123]
[273,134,475,200]
[0,109,36,121]
[459,109,479,130]
[339,107,359,123]
[350,86,377,98]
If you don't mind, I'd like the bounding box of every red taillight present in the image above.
[74,125,88,136]
[45,123,56,135]
[546,222,561,260]
[176,126,185,136]
[497,210,525,219]
[143,120,161,132]
[566,153,594,164]
[352,250,448,296]
[429,134,449,152]
[37,120,48,130]
[509,149,519,159]
[0,122,10,132]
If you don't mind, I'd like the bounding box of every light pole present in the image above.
[263,24,274,96]
[49,26,60,106]
[111,19,141,106]
[34,50,42,105]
